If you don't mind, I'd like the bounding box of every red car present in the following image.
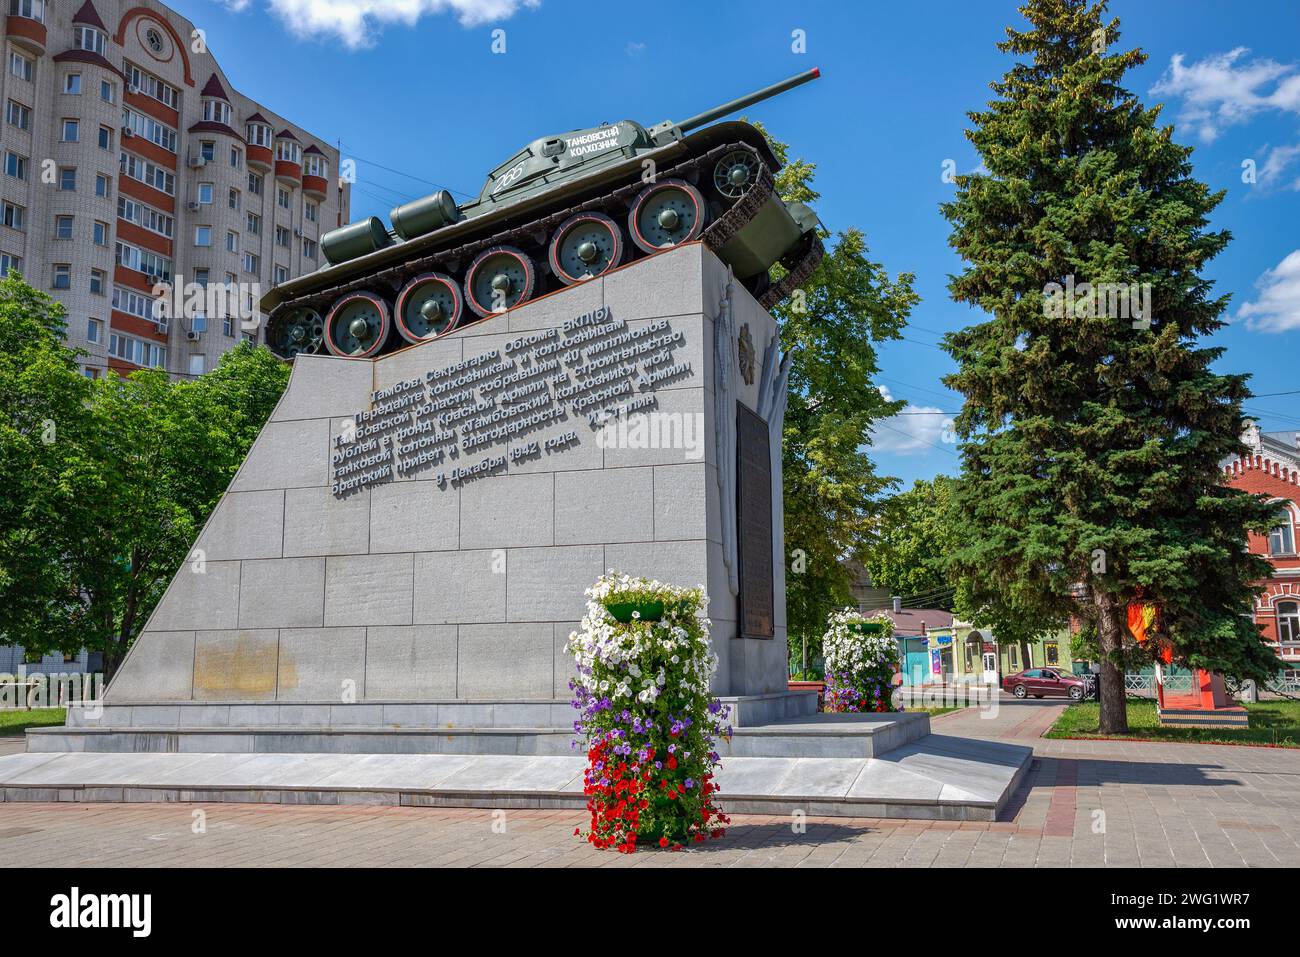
[1003,668,1089,700]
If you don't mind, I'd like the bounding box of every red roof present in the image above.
[188,120,241,138]
[863,607,954,637]
[275,129,298,141]
[72,0,108,30]
[246,112,270,124]
[201,73,229,100]
[303,144,324,155]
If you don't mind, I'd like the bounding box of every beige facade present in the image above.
[1,0,349,378]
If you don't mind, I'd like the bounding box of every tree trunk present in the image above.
[1093,588,1129,734]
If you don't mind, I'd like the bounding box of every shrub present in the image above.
[822,609,901,713]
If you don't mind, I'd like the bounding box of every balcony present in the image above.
[5,13,46,54]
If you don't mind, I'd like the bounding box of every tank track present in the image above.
[264,142,824,357]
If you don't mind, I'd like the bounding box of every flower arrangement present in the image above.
[567,572,732,852]
[822,608,901,714]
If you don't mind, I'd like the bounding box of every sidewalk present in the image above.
[1,697,1297,866]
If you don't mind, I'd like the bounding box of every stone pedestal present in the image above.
[107,243,799,711]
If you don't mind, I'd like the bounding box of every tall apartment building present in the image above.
[1,0,350,378]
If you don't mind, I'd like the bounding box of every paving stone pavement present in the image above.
[0,698,1297,867]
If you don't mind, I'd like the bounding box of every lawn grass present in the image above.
[1047,698,1300,747]
[0,708,66,736]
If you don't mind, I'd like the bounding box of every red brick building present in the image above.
[1223,423,1300,674]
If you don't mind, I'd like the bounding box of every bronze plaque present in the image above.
[736,403,774,639]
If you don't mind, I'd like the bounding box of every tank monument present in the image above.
[0,71,1029,819]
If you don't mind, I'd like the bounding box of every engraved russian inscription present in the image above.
[736,403,774,639]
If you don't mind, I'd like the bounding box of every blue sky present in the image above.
[189,0,1300,489]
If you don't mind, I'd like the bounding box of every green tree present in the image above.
[940,0,1280,732]
[760,127,920,670]
[0,274,95,655]
[864,476,957,601]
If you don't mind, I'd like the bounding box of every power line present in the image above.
[338,143,476,200]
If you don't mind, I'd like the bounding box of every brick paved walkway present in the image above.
[1,699,1298,867]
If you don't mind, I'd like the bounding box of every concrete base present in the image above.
[0,731,1030,821]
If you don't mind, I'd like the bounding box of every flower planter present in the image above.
[604,600,665,623]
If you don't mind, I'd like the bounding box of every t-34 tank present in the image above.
[261,68,824,360]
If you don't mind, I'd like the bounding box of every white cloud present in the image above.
[1258,142,1300,191]
[868,386,954,456]
[245,0,540,50]
[1237,249,1300,333]
[1150,47,1299,142]
[625,41,646,58]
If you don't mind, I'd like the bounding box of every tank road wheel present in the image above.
[549,212,625,285]
[713,149,762,200]
[324,292,392,358]
[627,178,707,254]
[265,306,324,359]
[465,246,536,317]
[395,272,462,343]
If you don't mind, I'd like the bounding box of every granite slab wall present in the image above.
[107,243,789,705]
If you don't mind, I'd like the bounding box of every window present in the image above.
[74,26,106,56]
[246,212,260,235]
[197,183,213,205]
[61,119,79,142]
[275,225,290,248]
[1279,602,1300,647]
[1,201,24,231]
[1269,507,1296,556]
[200,141,216,162]
[96,173,111,197]
[8,0,46,21]
[248,172,263,196]
[98,125,112,150]
[194,226,212,247]
[228,188,240,210]
[59,167,77,191]
[223,313,236,336]
[188,354,205,376]
[303,238,317,260]
[193,268,209,287]
[6,100,30,130]
[119,152,175,195]
[122,108,176,152]
[1045,642,1059,665]
[108,332,166,369]
[304,201,318,223]
[52,264,71,289]
[276,186,291,210]
[112,285,157,321]
[115,241,172,281]
[90,269,105,295]
[0,253,21,277]
[243,252,259,274]
[117,196,173,238]
[202,98,230,125]
[230,146,242,169]
[9,52,32,82]
[125,64,178,110]
[93,221,108,246]
[100,80,114,103]
[275,139,301,164]
[87,318,102,344]
[63,73,81,95]
[273,264,289,285]
[303,153,328,178]
[247,123,273,148]
[55,215,74,240]
[226,230,238,252]
[4,151,28,181]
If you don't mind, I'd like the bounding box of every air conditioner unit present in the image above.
[186,201,200,212]
[188,155,207,169]
[186,329,201,341]
[293,228,302,238]
[122,127,134,138]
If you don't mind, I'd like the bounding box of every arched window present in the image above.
[1278,601,1300,647]
[1269,504,1296,556]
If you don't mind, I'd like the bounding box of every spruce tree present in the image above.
[940,0,1281,732]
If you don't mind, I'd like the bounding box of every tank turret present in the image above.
[263,68,823,360]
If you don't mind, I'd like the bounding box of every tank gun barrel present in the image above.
[674,67,820,135]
